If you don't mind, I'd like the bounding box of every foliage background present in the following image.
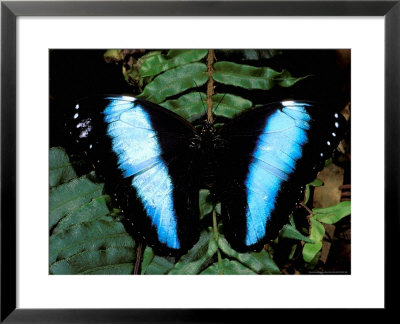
[49,49,351,275]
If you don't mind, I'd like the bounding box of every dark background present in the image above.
[50,49,350,147]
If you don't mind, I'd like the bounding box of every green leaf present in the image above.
[289,214,296,227]
[304,178,323,204]
[141,246,155,274]
[80,263,134,275]
[302,218,325,263]
[145,256,175,274]
[139,50,208,77]
[49,175,104,230]
[141,246,176,275]
[288,244,297,260]
[313,201,351,225]
[137,63,208,104]
[215,203,221,215]
[303,242,323,263]
[124,51,162,84]
[50,247,135,275]
[280,224,314,243]
[160,92,207,122]
[212,93,253,119]
[168,229,218,274]
[309,218,325,242]
[213,61,307,90]
[50,147,137,275]
[200,259,256,275]
[218,236,280,274]
[52,195,111,233]
[49,147,77,188]
[277,69,309,87]
[160,92,253,121]
[199,189,213,219]
[304,185,311,204]
[309,178,324,187]
[49,219,135,265]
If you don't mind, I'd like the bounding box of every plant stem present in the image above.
[300,202,313,216]
[212,209,223,274]
[133,242,143,275]
[206,49,215,124]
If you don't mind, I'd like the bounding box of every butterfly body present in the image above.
[68,96,346,255]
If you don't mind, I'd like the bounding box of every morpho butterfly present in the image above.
[68,95,346,256]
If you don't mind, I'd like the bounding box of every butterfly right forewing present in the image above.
[216,101,346,252]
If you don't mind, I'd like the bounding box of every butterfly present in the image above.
[68,95,346,256]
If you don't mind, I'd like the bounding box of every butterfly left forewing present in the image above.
[68,95,200,255]
[216,101,346,252]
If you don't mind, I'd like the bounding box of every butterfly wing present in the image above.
[68,95,200,255]
[216,101,346,252]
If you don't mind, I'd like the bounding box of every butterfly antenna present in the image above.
[213,92,227,116]
[193,80,207,116]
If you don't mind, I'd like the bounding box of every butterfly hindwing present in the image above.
[216,101,346,252]
[69,96,200,255]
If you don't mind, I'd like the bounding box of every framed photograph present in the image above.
[1,0,398,321]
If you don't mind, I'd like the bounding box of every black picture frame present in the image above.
[1,0,398,322]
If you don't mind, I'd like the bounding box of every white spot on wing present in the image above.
[121,96,136,102]
[282,100,295,106]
